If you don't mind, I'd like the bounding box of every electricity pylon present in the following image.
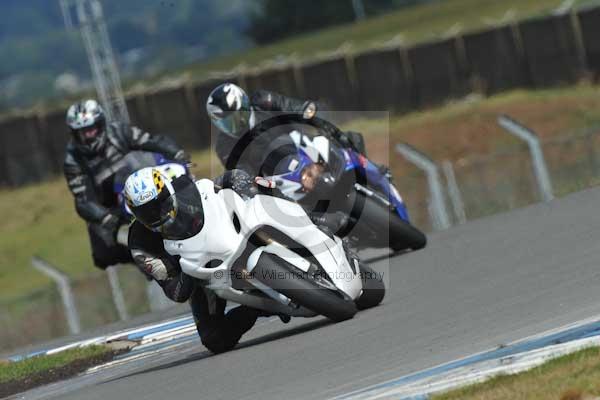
[60,0,130,124]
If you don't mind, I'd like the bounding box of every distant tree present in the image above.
[247,0,398,44]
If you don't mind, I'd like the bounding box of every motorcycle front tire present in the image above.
[252,253,357,322]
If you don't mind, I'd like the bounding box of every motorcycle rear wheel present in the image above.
[347,192,427,251]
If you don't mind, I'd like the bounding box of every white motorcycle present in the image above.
[164,179,385,322]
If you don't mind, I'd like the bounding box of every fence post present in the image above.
[351,0,366,21]
[107,265,130,321]
[498,115,554,202]
[553,0,576,15]
[31,257,81,335]
[395,143,451,230]
[427,200,443,231]
[442,161,467,224]
[147,281,172,312]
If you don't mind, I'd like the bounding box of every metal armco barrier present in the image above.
[498,115,554,202]
[396,143,451,230]
[442,161,467,224]
[147,281,173,312]
[107,265,130,321]
[31,256,82,334]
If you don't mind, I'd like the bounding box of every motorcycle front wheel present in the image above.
[252,253,357,322]
[355,263,385,310]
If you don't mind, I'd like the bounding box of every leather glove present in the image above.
[221,169,258,199]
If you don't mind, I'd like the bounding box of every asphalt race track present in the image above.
[12,186,600,400]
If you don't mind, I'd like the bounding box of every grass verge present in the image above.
[0,345,125,397]
[433,346,600,400]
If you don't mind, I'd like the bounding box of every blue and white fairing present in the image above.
[343,148,410,222]
[267,131,330,201]
[267,131,411,222]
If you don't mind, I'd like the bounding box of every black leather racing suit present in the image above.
[128,173,263,354]
[64,122,185,269]
[214,90,366,177]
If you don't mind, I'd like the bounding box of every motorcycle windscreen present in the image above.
[113,151,164,190]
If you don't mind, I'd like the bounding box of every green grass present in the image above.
[156,0,573,82]
[0,345,111,384]
[433,346,600,400]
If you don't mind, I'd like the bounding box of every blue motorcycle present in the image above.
[262,118,427,252]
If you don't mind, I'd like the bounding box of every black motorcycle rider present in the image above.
[206,83,367,177]
[206,83,377,237]
[63,99,189,270]
[125,168,288,354]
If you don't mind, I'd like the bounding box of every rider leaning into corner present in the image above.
[125,167,289,354]
[206,83,369,177]
[63,99,190,270]
[206,83,371,234]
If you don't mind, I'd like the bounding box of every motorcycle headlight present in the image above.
[301,163,325,192]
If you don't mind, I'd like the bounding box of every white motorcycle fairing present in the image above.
[163,179,363,317]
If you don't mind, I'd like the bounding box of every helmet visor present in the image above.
[160,176,205,240]
[132,190,176,229]
[213,110,253,138]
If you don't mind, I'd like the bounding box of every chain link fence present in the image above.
[446,126,600,224]
[388,125,600,231]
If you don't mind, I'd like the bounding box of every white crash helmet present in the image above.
[206,83,255,138]
[66,99,107,154]
[124,167,177,232]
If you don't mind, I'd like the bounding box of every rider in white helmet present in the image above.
[63,99,189,270]
[124,167,277,354]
